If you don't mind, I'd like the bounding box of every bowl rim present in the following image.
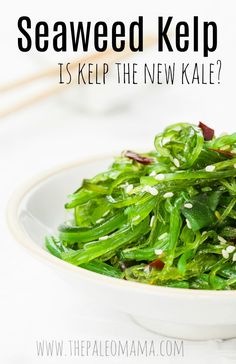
[6,154,236,299]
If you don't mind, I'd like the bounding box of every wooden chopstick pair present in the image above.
[0,36,156,119]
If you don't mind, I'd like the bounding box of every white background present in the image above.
[1,0,236,363]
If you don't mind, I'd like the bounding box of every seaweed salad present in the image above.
[46,122,236,290]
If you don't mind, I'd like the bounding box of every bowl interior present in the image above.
[17,157,113,249]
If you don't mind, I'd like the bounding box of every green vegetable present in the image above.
[45,122,236,289]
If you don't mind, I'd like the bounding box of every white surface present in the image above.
[1,0,236,362]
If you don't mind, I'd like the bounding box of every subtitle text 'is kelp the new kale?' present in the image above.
[46,122,236,290]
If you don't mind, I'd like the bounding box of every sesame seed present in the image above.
[233,253,236,262]
[158,232,168,240]
[144,266,151,274]
[150,215,155,227]
[142,185,158,196]
[108,196,116,203]
[125,184,133,194]
[222,249,229,259]
[149,171,157,177]
[103,210,110,217]
[202,231,207,236]
[163,192,174,198]
[155,174,165,181]
[184,203,193,209]
[186,219,192,229]
[149,187,158,196]
[205,165,215,172]
[154,249,163,255]
[99,235,109,241]
[226,245,235,253]
[132,215,140,222]
[96,218,104,224]
[218,235,227,244]
[173,158,180,168]
[234,164,236,169]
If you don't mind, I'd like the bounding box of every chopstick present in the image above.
[0,35,156,119]
[0,48,115,93]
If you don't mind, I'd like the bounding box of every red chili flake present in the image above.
[208,148,235,159]
[149,259,165,271]
[124,150,154,165]
[198,122,215,141]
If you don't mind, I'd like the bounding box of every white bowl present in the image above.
[7,156,236,341]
